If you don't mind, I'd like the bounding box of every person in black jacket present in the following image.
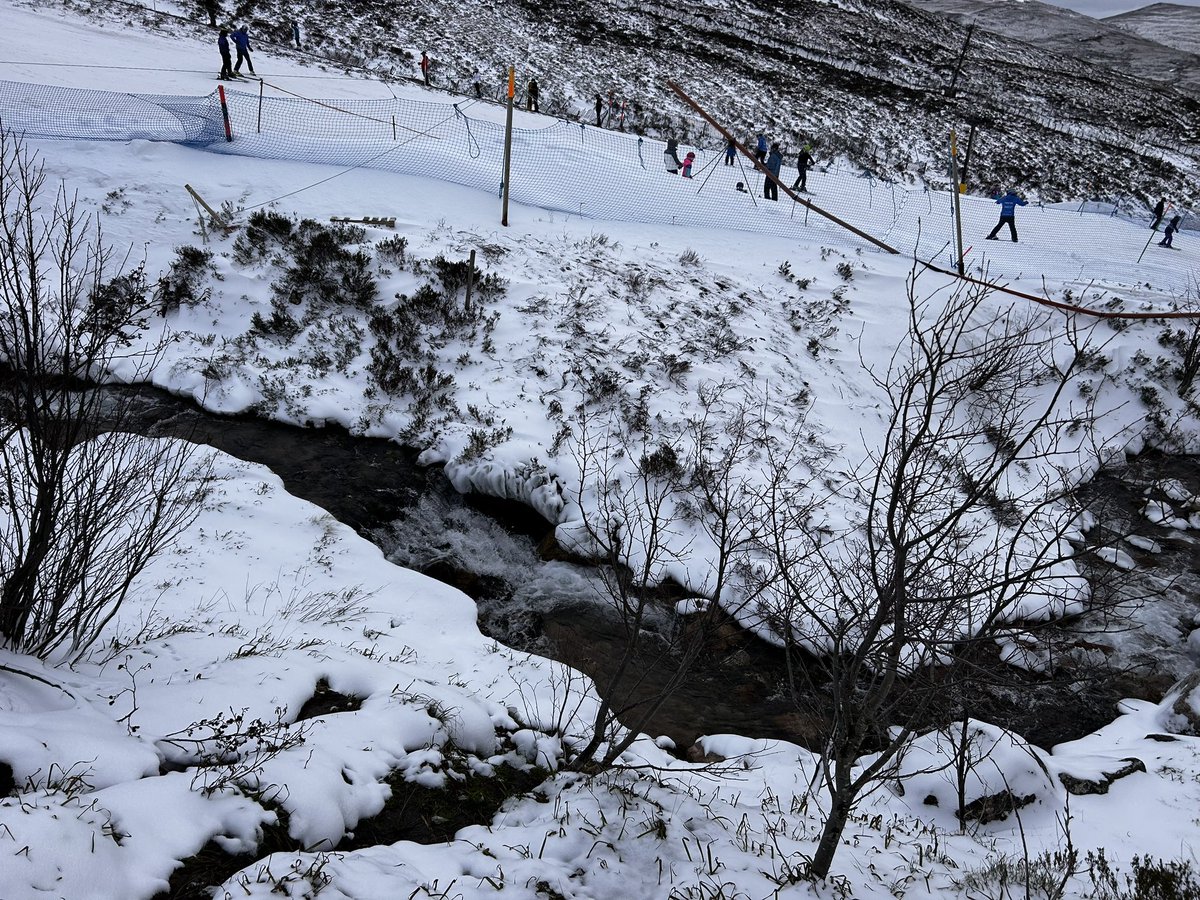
[1160,215,1182,248]
[664,137,683,174]
[527,78,539,112]
[764,143,783,201]
[217,29,233,80]
[1151,197,1167,230]
[792,146,813,192]
[594,93,603,127]
[198,0,220,27]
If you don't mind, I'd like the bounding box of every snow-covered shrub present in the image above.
[158,244,214,313]
[1087,849,1200,900]
[374,234,407,268]
[233,210,294,266]
[248,297,302,343]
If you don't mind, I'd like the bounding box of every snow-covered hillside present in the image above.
[18,0,1200,206]
[1,2,1200,898]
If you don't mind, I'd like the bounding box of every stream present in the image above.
[121,387,1199,752]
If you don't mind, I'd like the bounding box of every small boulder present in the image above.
[1057,758,1146,795]
[1163,671,1200,736]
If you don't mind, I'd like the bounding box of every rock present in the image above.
[960,790,1038,825]
[536,531,592,564]
[1095,546,1136,570]
[685,742,726,764]
[1163,671,1200,736]
[1057,758,1146,795]
[1125,535,1162,553]
[0,760,12,796]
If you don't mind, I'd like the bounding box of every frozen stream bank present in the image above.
[122,386,1198,751]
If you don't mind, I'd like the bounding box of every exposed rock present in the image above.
[536,531,591,565]
[1057,757,1146,795]
[686,743,726,764]
[1164,670,1200,736]
[960,790,1038,825]
[0,760,13,796]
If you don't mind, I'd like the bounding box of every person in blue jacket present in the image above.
[764,143,783,201]
[725,138,736,166]
[754,132,768,163]
[986,190,1028,242]
[216,29,233,80]
[232,25,255,77]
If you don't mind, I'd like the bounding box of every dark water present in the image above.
[119,386,1198,752]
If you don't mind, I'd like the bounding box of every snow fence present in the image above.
[1,78,1195,299]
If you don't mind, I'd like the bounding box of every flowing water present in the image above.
[119,387,1199,752]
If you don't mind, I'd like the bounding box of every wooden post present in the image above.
[501,66,515,227]
[184,183,227,232]
[465,248,476,309]
[218,84,233,142]
[256,78,263,134]
[950,130,966,276]
[961,122,977,192]
[392,115,397,140]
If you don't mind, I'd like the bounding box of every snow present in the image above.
[0,2,1199,898]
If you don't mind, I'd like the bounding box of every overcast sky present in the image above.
[1043,0,1198,16]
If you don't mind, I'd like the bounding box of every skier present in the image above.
[1151,197,1167,230]
[754,132,767,163]
[664,137,683,174]
[420,51,431,86]
[232,25,255,76]
[594,93,603,127]
[724,138,736,166]
[764,143,783,200]
[291,21,301,48]
[792,145,813,192]
[199,0,220,27]
[681,151,697,179]
[1160,215,1182,248]
[526,78,539,112]
[985,189,1028,242]
[216,28,234,80]
[472,72,483,99]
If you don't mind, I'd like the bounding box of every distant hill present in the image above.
[1106,3,1200,57]
[906,0,1200,93]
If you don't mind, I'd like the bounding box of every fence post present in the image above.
[465,248,476,309]
[501,66,514,227]
[218,84,233,142]
[256,79,263,134]
[950,130,966,276]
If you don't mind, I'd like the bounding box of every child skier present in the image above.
[1160,215,1182,248]
[681,151,697,178]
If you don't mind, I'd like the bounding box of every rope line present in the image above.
[455,104,481,159]
[2,75,1196,319]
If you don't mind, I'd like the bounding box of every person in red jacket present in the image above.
[681,151,697,178]
[420,51,431,86]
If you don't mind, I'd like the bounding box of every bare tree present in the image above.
[0,129,210,662]
[756,271,1117,878]
[558,384,783,772]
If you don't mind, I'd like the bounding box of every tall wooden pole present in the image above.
[501,66,515,227]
